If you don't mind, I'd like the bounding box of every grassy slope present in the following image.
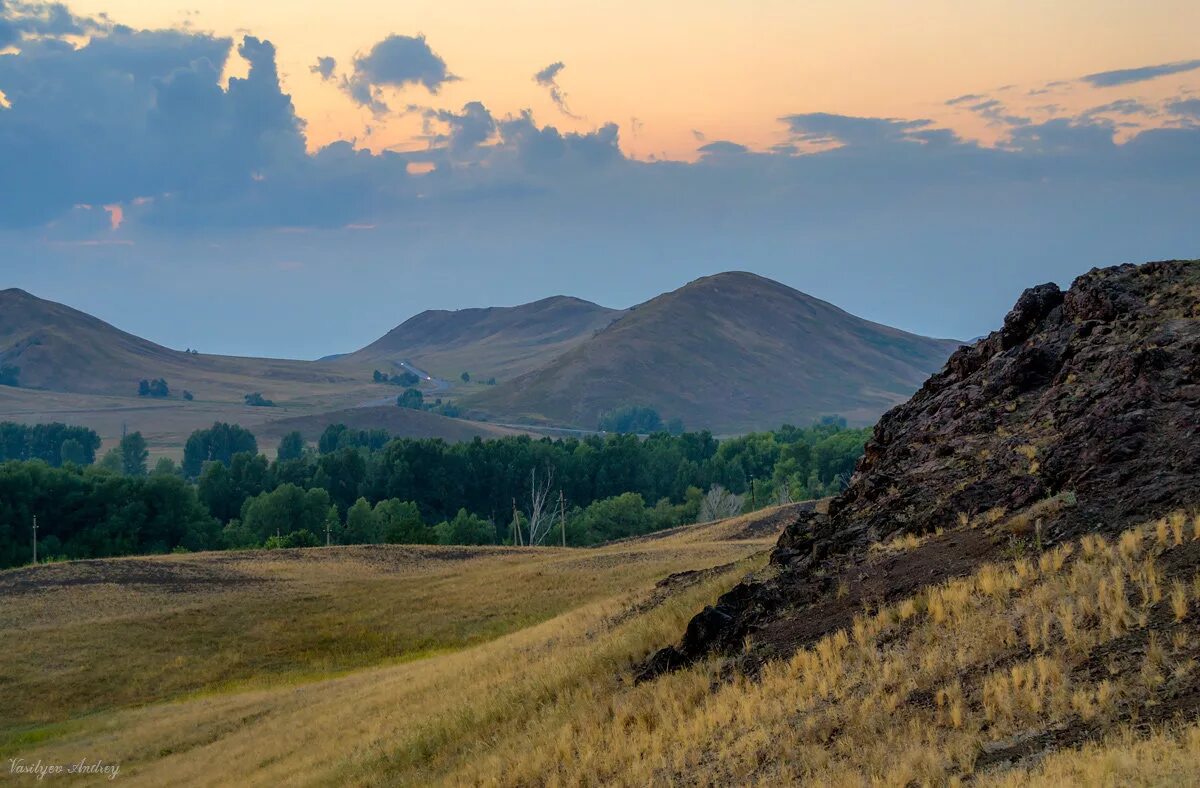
[4,509,1199,784]
[0,509,785,782]
[467,271,962,432]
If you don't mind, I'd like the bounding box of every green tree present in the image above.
[98,448,123,473]
[434,508,494,545]
[182,422,258,478]
[0,364,19,387]
[343,497,379,544]
[460,371,470,383]
[397,388,424,409]
[598,405,664,434]
[277,431,305,462]
[373,499,430,543]
[59,438,87,466]
[119,432,148,476]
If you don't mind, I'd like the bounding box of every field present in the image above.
[4,506,1198,785]
[0,387,521,462]
[0,506,788,784]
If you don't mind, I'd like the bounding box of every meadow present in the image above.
[3,507,1198,785]
[0,508,783,784]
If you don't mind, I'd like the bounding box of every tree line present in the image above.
[0,418,869,567]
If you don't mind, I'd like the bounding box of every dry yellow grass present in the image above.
[5,509,1199,786]
[0,511,783,783]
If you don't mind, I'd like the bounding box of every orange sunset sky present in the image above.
[63,0,1200,159]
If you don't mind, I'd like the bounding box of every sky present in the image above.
[1,0,1198,358]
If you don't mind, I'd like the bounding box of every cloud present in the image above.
[780,113,936,148]
[945,93,984,106]
[1082,59,1200,87]
[310,55,336,81]
[342,34,456,114]
[1167,98,1200,118]
[1083,98,1154,117]
[0,0,110,46]
[532,60,578,118]
[697,140,748,155]
[496,111,620,168]
[424,100,496,154]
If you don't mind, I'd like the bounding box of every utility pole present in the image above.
[750,477,757,510]
[559,490,566,547]
[512,497,522,546]
[32,514,38,564]
[325,518,331,547]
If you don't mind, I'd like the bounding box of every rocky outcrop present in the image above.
[642,260,1200,677]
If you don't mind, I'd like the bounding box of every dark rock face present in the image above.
[641,260,1200,677]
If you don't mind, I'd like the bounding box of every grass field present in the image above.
[0,508,785,784]
[5,508,1197,785]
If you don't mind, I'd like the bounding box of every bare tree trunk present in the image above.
[525,466,555,546]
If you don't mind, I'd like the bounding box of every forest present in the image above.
[0,418,870,567]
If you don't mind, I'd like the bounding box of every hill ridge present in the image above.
[467,271,962,432]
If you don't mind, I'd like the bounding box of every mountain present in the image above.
[466,272,962,432]
[342,296,624,381]
[644,259,1200,675]
[0,288,360,400]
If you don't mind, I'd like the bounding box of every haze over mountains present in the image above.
[0,273,962,444]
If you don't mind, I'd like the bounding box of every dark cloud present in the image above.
[1167,98,1200,118]
[497,111,620,168]
[425,101,496,154]
[697,140,748,155]
[1084,98,1154,117]
[945,93,984,106]
[532,60,577,118]
[342,34,456,114]
[0,0,110,46]
[780,113,934,147]
[964,98,1030,128]
[1082,59,1200,87]
[310,55,336,81]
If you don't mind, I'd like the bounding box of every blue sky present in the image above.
[1,0,1198,358]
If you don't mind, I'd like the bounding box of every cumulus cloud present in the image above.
[0,21,409,228]
[533,60,578,118]
[310,55,337,81]
[0,0,111,46]
[1082,59,1200,87]
[342,34,456,114]
[424,100,496,154]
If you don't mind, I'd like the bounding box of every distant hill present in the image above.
[0,288,361,400]
[466,272,962,432]
[342,296,624,381]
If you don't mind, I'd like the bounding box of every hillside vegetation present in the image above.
[467,271,961,432]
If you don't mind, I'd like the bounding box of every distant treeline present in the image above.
[0,418,870,568]
[0,422,102,466]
